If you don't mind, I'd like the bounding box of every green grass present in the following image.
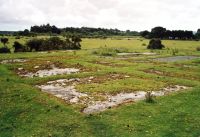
[0,37,200,136]
[92,47,129,56]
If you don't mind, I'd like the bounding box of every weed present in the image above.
[171,48,179,55]
[142,43,146,46]
[145,91,154,103]
[73,51,77,55]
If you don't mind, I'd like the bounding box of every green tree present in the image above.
[150,27,166,39]
[0,38,9,47]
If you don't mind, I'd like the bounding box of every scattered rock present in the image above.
[18,68,24,71]
[34,66,40,69]
[1,59,27,64]
[21,67,80,78]
[37,78,189,114]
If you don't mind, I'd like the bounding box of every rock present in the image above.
[18,68,24,71]
[34,66,40,69]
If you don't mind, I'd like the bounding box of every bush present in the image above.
[42,37,64,50]
[13,41,26,52]
[15,36,21,39]
[197,47,200,51]
[71,35,82,49]
[26,36,82,52]
[171,48,179,55]
[147,39,165,49]
[26,38,45,51]
[142,43,146,46]
[0,38,9,46]
[0,47,11,53]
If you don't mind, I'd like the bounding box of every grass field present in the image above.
[0,37,200,137]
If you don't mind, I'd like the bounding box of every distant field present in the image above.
[0,37,200,137]
[1,36,200,54]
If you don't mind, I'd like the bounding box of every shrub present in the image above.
[71,35,82,49]
[142,43,146,46]
[26,38,45,51]
[147,39,165,49]
[15,36,21,39]
[0,47,11,53]
[0,38,9,47]
[145,92,154,103]
[171,48,179,55]
[13,41,26,52]
[197,47,200,51]
[26,36,82,52]
[43,37,64,50]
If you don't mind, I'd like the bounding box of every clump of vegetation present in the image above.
[196,47,200,51]
[26,36,82,52]
[171,48,179,55]
[0,38,9,47]
[0,37,10,53]
[147,39,165,49]
[13,41,26,53]
[92,47,129,56]
[0,47,11,53]
[142,43,146,46]
[71,35,82,49]
[145,92,154,103]
[26,38,44,51]
[15,36,21,39]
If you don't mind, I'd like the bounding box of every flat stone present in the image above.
[83,85,189,114]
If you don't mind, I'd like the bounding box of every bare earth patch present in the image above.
[37,78,188,114]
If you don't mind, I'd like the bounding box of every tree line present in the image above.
[30,24,139,37]
[1,24,200,40]
[140,27,196,40]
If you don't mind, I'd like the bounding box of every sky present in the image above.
[0,0,200,31]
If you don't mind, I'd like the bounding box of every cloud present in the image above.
[0,0,200,31]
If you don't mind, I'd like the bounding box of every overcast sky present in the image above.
[0,0,200,31]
